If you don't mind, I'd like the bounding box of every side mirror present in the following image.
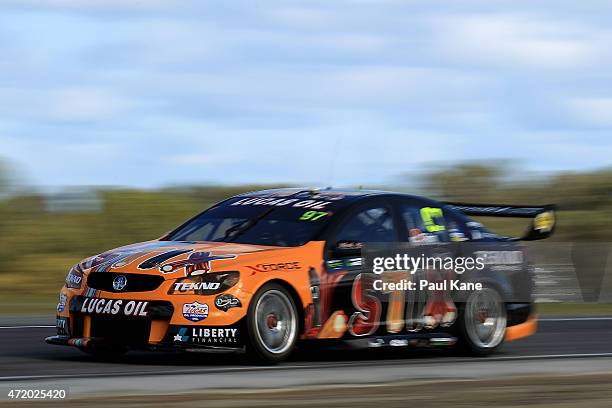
[331,240,363,258]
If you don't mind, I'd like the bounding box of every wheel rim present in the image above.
[465,288,506,349]
[254,289,297,354]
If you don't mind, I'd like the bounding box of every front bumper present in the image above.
[44,333,244,353]
[48,294,245,352]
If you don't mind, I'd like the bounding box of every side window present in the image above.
[334,206,397,244]
[445,211,470,242]
[400,202,449,243]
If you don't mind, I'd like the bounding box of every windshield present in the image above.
[166,193,353,247]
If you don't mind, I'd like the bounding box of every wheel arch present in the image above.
[250,278,306,335]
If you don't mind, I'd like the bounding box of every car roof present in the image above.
[235,187,434,203]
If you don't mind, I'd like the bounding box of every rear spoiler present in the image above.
[443,202,556,241]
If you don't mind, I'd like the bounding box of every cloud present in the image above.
[1,0,186,14]
[0,86,134,122]
[166,153,239,166]
[566,97,612,127]
[50,87,135,121]
[432,13,596,69]
[0,1,611,188]
[266,5,339,29]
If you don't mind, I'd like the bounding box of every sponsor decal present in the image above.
[337,240,363,250]
[230,197,332,210]
[299,210,330,221]
[57,293,67,313]
[174,281,220,292]
[449,223,468,242]
[80,298,149,317]
[246,262,301,273]
[65,267,83,289]
[191,327,239,344]
[307,192,345,201]
[214,294,242,311]
[56,317,69,336]
[173,327,240,345]
[112,275,128,291]
[182,301,209,322]
[168,272,239,295]
[475,251,523,265]
[173,327,190,342]
[159,252,237,276]
[474,250,524,271]
[327,259,343,270]
[325,258,361,271]
[345,257,362,267]
[408,228,440,243]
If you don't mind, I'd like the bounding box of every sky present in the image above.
[1,0,611,189]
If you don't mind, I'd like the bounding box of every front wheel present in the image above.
[246,283,299,364]
[458,287,507,356]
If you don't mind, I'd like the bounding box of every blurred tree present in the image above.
[423,162,506,202]
[2,161,612,308]
[0,158,10,197]
[420,162,612,241]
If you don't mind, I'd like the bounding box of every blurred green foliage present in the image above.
[0,160,611,311]
[422,163,612,241]
[0,184,288,309]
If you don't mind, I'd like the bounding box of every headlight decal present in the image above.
[65,265,83,289]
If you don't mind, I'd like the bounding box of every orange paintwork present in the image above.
[83,316,91,337]
[505,314,538,342]
[149,320,169,343]
[56,237,538,348]
[59,239,323,333]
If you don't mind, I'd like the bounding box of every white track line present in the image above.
[491,352,612,360]
[3,352,612,382]
[539,317,612,321]
[0,325,55,329]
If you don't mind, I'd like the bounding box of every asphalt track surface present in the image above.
[2,317,612,396]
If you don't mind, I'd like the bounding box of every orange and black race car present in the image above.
[46,188,556,363]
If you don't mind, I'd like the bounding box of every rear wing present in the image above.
[444,202,556,241]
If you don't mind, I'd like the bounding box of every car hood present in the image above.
[76,240,294,278]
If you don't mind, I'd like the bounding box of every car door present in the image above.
[315,198,400,338]
[392,197,463,332]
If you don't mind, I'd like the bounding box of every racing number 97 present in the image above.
[300,211,329,221]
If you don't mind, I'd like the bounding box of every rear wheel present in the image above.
[458,287,507,355]
[246,283,298,364]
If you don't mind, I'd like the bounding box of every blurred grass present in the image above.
[536,303,612,316]
[1,161,612,314]
[0,185,288,313]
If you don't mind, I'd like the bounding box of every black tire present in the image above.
[246,283,299,364]
[457,286,507,356]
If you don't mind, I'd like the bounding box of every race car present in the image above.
[46,188,556,363]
